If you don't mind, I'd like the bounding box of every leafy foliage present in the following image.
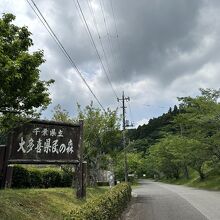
[52,103,122,184]
[77,102,121,156]
[52,104,72,123]
[145,88,220,180]
[128,138,150,154]
[76,102,122,184]
[0,13,54,132]
[114,152,147,180]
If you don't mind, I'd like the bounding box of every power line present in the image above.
[26,0,106,112]
[99,0,116,67]
[110,0,119,39]
[72,0,91,38]
[86,0,115,97]
[109,0,125,77]
[75,0,119,99]
[109,0,122,56]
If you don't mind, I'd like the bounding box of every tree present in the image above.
[126,88,220,181]
[76,102,121,184]
[51,103,122,185]
[114,152,147,180]
[147,134,210,180]
[176,89,220,163]
[52,104,72,123]
[166,135,210,180]
[163,135,191,179]
[128,138,149,155]
[170,88,220,179]
[128,106,180,144]
[148,138,181,179]
[0,13,54,131]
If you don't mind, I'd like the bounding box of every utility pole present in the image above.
[118,91,130,182]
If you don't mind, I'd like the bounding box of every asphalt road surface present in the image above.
[122,180,220,220]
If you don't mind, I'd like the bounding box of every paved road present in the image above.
[122,180,220,220]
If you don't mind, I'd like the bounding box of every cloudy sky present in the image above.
[1,0,220,126]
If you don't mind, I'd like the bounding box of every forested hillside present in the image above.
[128,105,179,143]
[126,89,220,189]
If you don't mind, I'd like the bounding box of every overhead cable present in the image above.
[110,0,119,39]
[86,0,114,96]
[99,0,125,91]
[75,0,119,99]
[26,0,106,112]
[109,0,125,77]
[99,0,115,62]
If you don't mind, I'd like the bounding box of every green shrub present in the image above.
[11,166,73,188]
[65,183,132,220]
[62,172,74,187]
[42,169,62,188]
[29,169,43,188]
[12,166,30,188]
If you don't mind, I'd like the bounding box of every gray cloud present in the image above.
[31,0,209,86]
[109,0,204,82]
[1,0,220,124]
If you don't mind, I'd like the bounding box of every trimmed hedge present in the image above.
[12,166,73,188]
[65,183,132,220]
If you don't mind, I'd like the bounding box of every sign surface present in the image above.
[8,120,81,163]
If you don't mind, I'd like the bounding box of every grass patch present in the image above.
[161,170,220,191]
[0,187,107,220]
[186,174,220,190]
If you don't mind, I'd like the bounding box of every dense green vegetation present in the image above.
[127,89,220,188]
[128,105,179,145]
[0,187,107,220]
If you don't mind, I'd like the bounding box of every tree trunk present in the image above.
[183,165,189,179]
[174,168,180,180]
[198,168,205,180]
